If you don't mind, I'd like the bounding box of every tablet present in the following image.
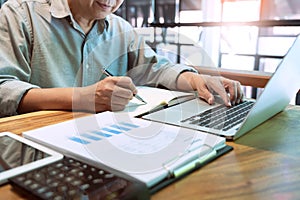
[0,132,63,185]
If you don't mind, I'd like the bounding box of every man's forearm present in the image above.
[17,88,74,114]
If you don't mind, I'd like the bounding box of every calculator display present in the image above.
[0,136,50,172]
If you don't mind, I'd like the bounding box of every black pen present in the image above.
[102,69,147,104]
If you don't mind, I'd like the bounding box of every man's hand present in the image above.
[177,72,244,106]
[18,76,137,114]
[75,76,137,112]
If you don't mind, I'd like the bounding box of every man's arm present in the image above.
[0,2,35,116]
[17,88,73,114]
[18,76,138,114]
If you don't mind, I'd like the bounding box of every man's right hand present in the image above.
[74,76,137,112]
[18,76,137,114]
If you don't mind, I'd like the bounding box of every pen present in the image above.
[102,69,147,104]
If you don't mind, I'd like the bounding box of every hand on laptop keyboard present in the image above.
[177,72,244,107]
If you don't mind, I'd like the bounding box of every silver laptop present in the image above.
[143,35,300,140]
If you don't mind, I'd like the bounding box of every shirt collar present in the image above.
[49,0,71,19]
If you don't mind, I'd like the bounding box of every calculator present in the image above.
[9,157,149,200]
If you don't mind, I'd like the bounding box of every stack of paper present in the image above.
[23,111,229,188]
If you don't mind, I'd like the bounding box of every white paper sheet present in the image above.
[23,112,225,187]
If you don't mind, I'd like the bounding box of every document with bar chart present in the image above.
[23,111,230,189]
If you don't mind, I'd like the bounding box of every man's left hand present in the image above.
[177,72,244,107]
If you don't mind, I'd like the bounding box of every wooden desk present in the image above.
[1,107,300,199]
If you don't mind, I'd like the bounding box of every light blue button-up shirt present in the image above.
[0,0,196,116]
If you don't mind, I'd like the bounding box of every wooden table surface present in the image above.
[1,106,300,200]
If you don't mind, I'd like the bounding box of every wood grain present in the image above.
[0,107,300,199]
[0,111,90,135]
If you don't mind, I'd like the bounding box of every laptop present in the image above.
[143,35,300,140]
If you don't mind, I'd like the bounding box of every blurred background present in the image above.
[115,0,300,102]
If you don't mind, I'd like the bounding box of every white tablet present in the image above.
[0,132,63,185]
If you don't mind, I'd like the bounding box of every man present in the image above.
[0,0,243,117]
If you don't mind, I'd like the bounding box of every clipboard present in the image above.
[149,145,232,194]
[22,111,233,193]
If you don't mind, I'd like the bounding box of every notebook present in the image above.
[143,34,300,140]
[22,111,232,193]
[123,86,196,117]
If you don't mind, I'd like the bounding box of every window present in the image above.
[220,0,300,74]
[118,0,300,100]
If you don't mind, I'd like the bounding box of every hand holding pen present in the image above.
[102,69,147,104]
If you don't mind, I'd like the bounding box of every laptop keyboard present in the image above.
[181,101,255,131]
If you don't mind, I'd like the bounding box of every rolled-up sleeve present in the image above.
[0,81,38,116]
[126,29,197,90]
[0,3,39,117]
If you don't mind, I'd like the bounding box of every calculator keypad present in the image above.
[10,157,132,199]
